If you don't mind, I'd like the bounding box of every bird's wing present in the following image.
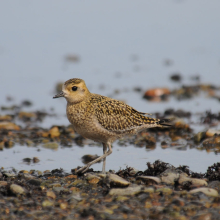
[94,97,158,132]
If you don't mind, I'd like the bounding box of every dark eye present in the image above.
[72,86,77,91]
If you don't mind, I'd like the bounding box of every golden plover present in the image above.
[53,78,170,173]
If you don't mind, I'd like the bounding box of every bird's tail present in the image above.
[157,118,171,127]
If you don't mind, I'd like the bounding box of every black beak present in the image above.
[53,91,65,99]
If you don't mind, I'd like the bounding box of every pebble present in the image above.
[178,173,208,187]
[160,168,181,185]
[3,172,16,178]
[143,88,170,101]
[206,129,220,137]
[49,126,60,138]
[137,176,161,184]
[194,132,206,143]
[10,184,25,195]
[97,173,130,187]
[203,135,220,146]
[109,185,142,196]
[0,115,12,121]
[53,187,65,193]
[19,173,36,180]
[49,183,61,188]
[156,187,173,195]
[0,122,20,130]
[0,181,8,186]
[189,187,218,197]
[27,179,42,186]
[42,200,54,207]
[208,181,220,193]
[46,190,56,199]
[42,142,59,150]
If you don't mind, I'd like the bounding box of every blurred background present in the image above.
[1,1,220,172]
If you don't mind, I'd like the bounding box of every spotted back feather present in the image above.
[89,95,160,132]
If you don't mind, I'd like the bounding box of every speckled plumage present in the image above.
[53,78,170,173]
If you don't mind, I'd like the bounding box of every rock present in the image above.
[189,187,218,197]
[97,174,130,187]
[4,140,14,148]
[10,184,25,195]
[116,196,129,202]
[178,173,208,187]
[20,173,36,180]
[33,157,40,163]
[0,142,4,150]
[48,183,61,188]
[170,73,182,82]
[156,187,173,195]
[0,181,8,186]
[3,172,16,178]
[128,168,139,176]
[42,200,54,207]
[0,115,12,121]
[84,173,101,184]
[206,129,220,137]
[60,202,68,210]
[143,187,155,193]
[27,179,41,186]
[42,142,59,150]
[160,169,180,185]
[143,88,170,101]
[194,132,206,143]
[25,140,34,146]
[21,100,33,107]
[19,170,29,174]
[65,54,80,63]
[203,136,220,148]
[194,213,212,220]
[0,122,20,130]
[46,190,56,199]
[65,174,77,179]
[53,187,65,193]
[49,126,60,138]
[67,193,82,202]
[18,111,36,120]
[84,173,101,181]
[173,119,190,130]
[109,185,142,196]
[208,181,220,193]
[137,176,161,184]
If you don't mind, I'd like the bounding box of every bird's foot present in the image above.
[76,164,91,173]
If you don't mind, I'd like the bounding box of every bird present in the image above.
[53,78,170,174]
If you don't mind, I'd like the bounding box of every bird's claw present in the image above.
[76,164,90,173]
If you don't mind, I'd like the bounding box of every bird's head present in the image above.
[53,78,90,103]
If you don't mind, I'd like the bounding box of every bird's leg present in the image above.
[76,143,112,174]
[102,143,108,174]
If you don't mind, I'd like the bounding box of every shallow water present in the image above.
[1,140,219,173]
[1,1,220,172]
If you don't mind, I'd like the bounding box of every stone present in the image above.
[178,173,207,187]
[46,190,56,199]
[10,184,25,195]
[137,176,161,184]
[109,185,142,196]
[27,179,41,186]
[160,169,180,185]
[42,142,59,150]
[0,122,20,130]
[189,187,218,197]
[42,200,54,207]
[49,126,60,138]
[0,181,8,186]
[98,173,130,187]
